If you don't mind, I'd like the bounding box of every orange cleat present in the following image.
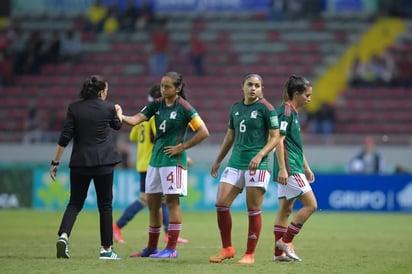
[208,246,235,263]
[113,224,125,244]
[237,253,255,264]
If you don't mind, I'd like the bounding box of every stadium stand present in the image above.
[1,10,410,144]
[332,20,412,144]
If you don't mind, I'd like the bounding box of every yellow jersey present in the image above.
[129,117,156,172]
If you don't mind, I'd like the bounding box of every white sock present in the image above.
[101,247,112,252]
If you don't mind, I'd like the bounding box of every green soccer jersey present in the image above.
[141,97,198,168]
[273,102,304,178]
[227,98,279,170]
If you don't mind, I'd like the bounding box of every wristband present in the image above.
[51,160,59,166]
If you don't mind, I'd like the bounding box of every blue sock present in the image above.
[116,200,145,228]
[161,203,169,233]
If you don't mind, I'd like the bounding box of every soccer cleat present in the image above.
[99,248,121,260]
[113,224,125,243]
[164,234,189,244]
[237,253,255,264]
[177,237,189,244]
[208,246,235,263]
[56,236,70,259]
[275,239,302,262]
[149,248,179,259]
[129,247,159,257]
[273,252,295,262]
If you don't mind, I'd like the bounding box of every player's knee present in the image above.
[306,203,317,214]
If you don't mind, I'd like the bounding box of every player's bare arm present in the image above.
[122,113,147,126]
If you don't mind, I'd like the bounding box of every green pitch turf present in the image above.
[0,210,411,274]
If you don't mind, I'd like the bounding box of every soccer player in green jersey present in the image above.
[121,72,209,259]
[272,75,317,262]
[113,85,189,247]
[208,73,281,265]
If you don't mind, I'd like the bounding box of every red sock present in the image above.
[246,209,261,254]
[216,206,232,248]
[283,222,303,243]
[166,222,181,250]
[274,225,287,256]
[147,226,161,250]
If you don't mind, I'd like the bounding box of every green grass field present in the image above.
[1,210,411,274]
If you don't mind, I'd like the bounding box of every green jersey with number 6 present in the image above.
[273,102,304,178]
[141,97,202,168]
[227,98,279,170]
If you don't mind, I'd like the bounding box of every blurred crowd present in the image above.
[0,23,82,86]
[4,0,412,143]
[0,0,210,86]
[269,0,412,21]
[0,0,157,87]
[348,48,403,88]
[82,0,158,34]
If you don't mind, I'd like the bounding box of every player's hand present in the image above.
[248,155,262,171]
[305,168,315,183]
[187,156,193,167]
[277,168,288,185]
[50,165,58,181]
[115,104,123,119]
[164,144,182,157]
[210,162,220,178]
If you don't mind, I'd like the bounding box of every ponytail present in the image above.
[283,74,311,101]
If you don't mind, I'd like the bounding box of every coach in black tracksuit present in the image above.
[50,74,123,259]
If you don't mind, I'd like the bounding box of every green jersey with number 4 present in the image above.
[141,97,198,168]
[227,98,279,170]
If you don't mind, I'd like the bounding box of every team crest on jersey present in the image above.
[250,110,258,119]
[170,111,177,119]
[235,112,239,116]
